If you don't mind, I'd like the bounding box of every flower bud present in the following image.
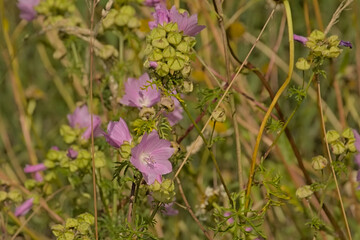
[160,96,175,112]
[296,185,313,199]
[212,107,226,122]
[311,155,328,170]
[139,107,156,120]
[326,130,340,143]
[330,140,346,155]
[182,80,193,93]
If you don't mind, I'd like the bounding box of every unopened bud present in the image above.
[296,185,313,199]
[311,155,328,170]
[160,97,174,112]
[139,107,156,120]
[212,107,226,122]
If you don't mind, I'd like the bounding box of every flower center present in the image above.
[138,91,150,107]
[140,152,156,168]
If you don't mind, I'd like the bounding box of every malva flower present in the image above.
[163,96,183,126]
[149,5,205,36]
[294,33,352,48]
[14,198,34,217]
[104,118,132,148]
[120,73,161,108]
[130,130,174,184]
[17,0,40,21]
[67,148,78,160]
[67,105,103,139]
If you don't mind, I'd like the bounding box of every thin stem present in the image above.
[176,101,232,205]
[89,0,98,238]
[176,177,213,240]
[316,80,352,240]
[174,7,275,181]
[245,0,294,210]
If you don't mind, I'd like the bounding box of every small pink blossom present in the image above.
[149,61,158,69]
[224,211,234,224]
[15,198,34,217]
[67,148,78,160]
[130,131,174,184]
[34,172,43,182]
[105,118,132,148]
[67,105,103,139]
[17,0,40,21]
[120,73,161,108]
[24,163,46,173]
[149,5,205,36]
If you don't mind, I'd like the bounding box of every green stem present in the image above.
[245,0,294,211]
[179,100,233,206]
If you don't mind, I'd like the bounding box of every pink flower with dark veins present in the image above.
[67,105,103,140]
[130,131,174,184]
[15,198,34,217]
[149,5,205,36]
[17,0,40,21]
[120,73,161,108]
[105,118,132,148]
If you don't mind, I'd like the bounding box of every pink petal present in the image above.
[15,198,34,217]
[24,163,46,173]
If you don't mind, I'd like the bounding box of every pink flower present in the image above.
[67,148,78,159]
[105,118,132,148]
[163,96,183,126]
[163,201,179,216]
[15,198,34,217]
[24,163,46,173]
[67,105,103,139]
[224,211,234,224]
[120,73,161,108]
[149,5,205,36]
[17,0,40,21]
[130,131,174,184]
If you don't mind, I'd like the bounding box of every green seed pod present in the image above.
[102,9,117,28]
[25,179,38,190]
[164,22,179,32]
[167,32,182,45]
[120,142,132,159]
[295,57,311,70]
[182,80,193,93]
[327,35,340,47]
[342,128,355,139]
[309,30,325,41]
[149,179,176,203]
[181,65,192,79]
[326,130,340,143]
[0,191,7,202]
[44,171,57,182]
[167,57,185,71]
[176,41,190,53]
[127,17,140,28]
[8,189,22,203]
[296,185,313,199]
[324,46,341,58]
[60,125,77,144]
[97,45,118,59]
[163,46,176,58]
[51,224,65,237]
[65,218,79,229]
[346,138,357,153]
[69,162,79,172]
[44,159,56,168]
[77,212,95,225]
[149,27,167,40]
[156,62,170,77]
[46,149,61,161]
[77,222,90,235]
[330,140,346,155]
[120,5,135,16]
[149,48,164,61]
[152,38,169,49]
[311,155,328,170]
[94,151,106,168]
[115,14,129,26]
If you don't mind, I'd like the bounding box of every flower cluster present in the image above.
[144,5,205,85]
[102,5,140,30]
